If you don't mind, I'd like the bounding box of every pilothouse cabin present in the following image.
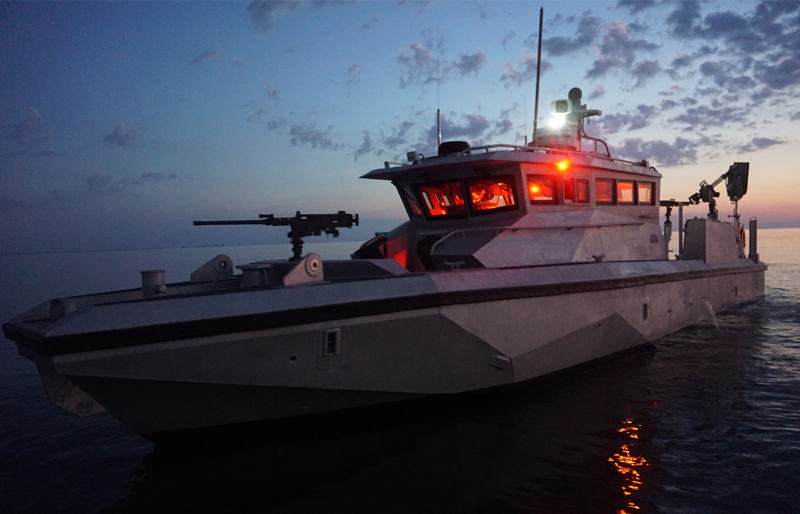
[356,88,666,272]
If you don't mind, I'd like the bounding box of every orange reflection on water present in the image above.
[611,418,649,514]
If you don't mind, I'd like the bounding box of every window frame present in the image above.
[638,181,656,206]
[576,178,591,204]
[416,180,468,220]
[527,174,559,205]
[617,180,637,205]
[395,183,424,219]
[465,175,519,217]
[595,178,616,205]
[562,176,591,205]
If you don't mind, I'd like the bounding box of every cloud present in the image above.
[617,0,657,14]
[539,11,601,56]
[353,131,374,162]
[661,99,680,110]
[260,79,280,99]
[103,124,140,147]
[421,28,446,53]
[85,172,177,196]
[430,113,490,143]
[736,137,784,153]
[5,149,66,158]
[289,123,343,150]
[247,0,300,32]
[501,30,516,50]
[791,111,800,121]
[123,171,178,186]
[670,53,695,69]
[362,16,380,30]
[397,42,437,88]
[267,117,287,130]
[587,84,606,100]
[10,107,44,139]
[613,137,699,167]
[398,40,489,88]
[663,1,800,91]
[668,105,748,131]
[630,59,661,87]
[382,121,415,150]
[698,60,757,93]
[666,0,702,38]
[501,50,551,88]
[347,63,362,86]
[596,104,659,134]
[189,49,220,65]
[754,55,800,90]
[247,108,266,123]
[585,21,659,79]
[447,47,486,77]
[659,85,683,97]
[476,3,488,20]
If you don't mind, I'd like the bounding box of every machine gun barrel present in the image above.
[193,219,275,226]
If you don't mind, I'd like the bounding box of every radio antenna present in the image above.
[532,7,543,147]
[437,57,442,147]
[524,96,528,146]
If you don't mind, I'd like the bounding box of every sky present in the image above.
[1,0,799,253]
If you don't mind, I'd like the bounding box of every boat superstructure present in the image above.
[2,88,766,439]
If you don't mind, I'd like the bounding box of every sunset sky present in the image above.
[1,1,798,253]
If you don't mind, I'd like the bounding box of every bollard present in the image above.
[141,270,167,298]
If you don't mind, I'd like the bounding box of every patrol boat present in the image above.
[2,88,766,440]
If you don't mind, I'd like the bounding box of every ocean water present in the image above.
[1,230,798,514]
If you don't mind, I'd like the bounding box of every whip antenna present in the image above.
[437,57,442,146]
[532,7,543,147]
[524,96,528,146]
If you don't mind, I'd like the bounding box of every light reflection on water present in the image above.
[612,418,649,513]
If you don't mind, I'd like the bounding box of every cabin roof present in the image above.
[361,146,662,181]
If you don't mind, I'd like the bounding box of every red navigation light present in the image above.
[556,160,571,172]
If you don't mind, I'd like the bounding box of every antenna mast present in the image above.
[524,96,528,146]
[437,57,442,147]
[532,7,543,147]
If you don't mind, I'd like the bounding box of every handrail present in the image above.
[457,143,649,168]
[429,221,645,255]
[458,144,540,155]
[383,145,652,170]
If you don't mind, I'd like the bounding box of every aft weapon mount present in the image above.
[194,211,359,260]
[688,162,749,221]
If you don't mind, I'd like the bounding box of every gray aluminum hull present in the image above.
[6,258,765,437]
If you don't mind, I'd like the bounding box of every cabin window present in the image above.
[595,178,615,204]
[577,179,590,203]
[564,178,576,203]
[638,181,655,205]
[398,185,423,218]
[467,175,517,214]
[417,181,467,218]
[563,177,590,205]
[528,175,557,204]
[618,180,636,204]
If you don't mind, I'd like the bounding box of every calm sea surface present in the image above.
[1,230,798,514]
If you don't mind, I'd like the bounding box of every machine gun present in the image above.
[688,162,749,221]
[194,211,359,260]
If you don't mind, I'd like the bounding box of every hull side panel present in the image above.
[69,376,421,435]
